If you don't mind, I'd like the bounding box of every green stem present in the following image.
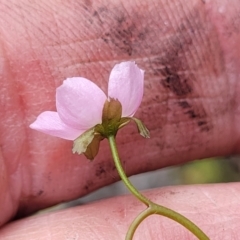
[108,135,210,240]
[108,135,150,206]
[126,207,153,240]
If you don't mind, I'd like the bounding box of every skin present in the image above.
[0,0,240,239]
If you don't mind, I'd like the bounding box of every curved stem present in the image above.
[126,207,153,240]
[108,135,151,206]
[126,204,210,240]
[108,135,210,240]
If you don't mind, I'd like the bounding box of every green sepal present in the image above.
[72,128,95,155]
[118,117,131,129]
[84,133,104,160]
[72,99,150,160]
[131,117,150,138]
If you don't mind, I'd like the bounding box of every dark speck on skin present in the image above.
[95,162,116,179]
[186,110,197,118]
[37,190,44,196]
[169,191,179,195]
[198,120,207,126]
[84,180,94,192]
[177,100,211,132]
[96,165,106,177]
[98,9,148,56]
[161,66,192,96]
[178,101,191,109]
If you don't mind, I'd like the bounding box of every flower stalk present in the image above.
[108,135,210,240]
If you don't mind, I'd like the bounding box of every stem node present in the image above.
[108,135,210,240]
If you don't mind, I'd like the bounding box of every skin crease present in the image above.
[0,0,240,239]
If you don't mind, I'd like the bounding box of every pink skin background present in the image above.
[0,0,240,239]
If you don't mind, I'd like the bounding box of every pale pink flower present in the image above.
[30,62,144,143]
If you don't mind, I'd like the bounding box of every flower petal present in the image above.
[56,77,107,129]
[29,111,82,140]
[108,62,144,117]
